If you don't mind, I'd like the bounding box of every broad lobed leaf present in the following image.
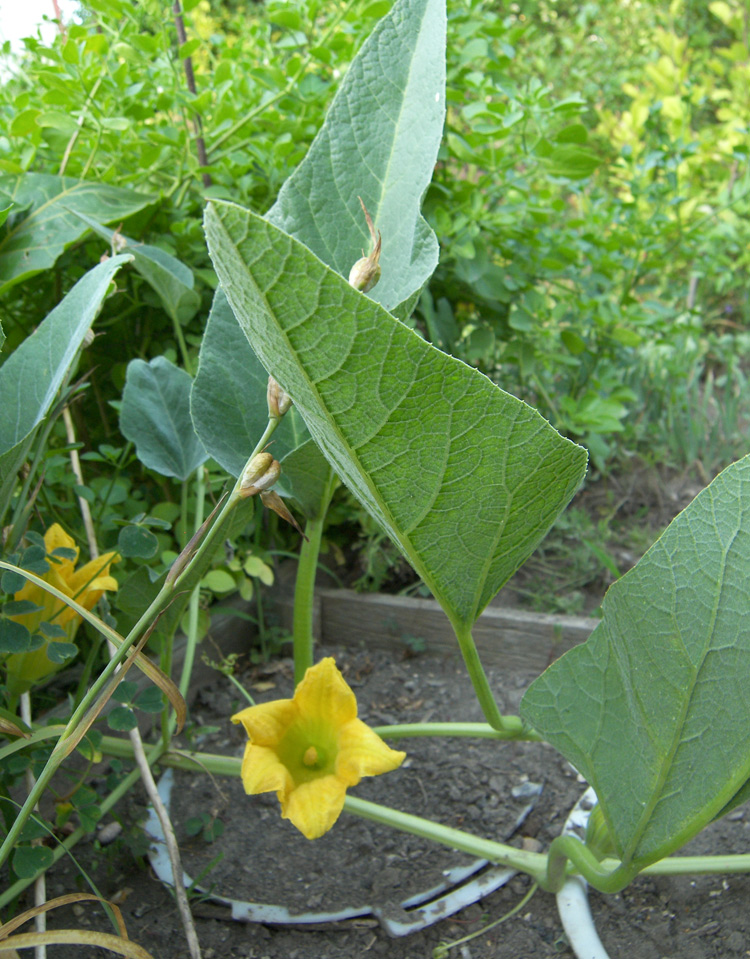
[205,201,586,629]
[521,454,750,869]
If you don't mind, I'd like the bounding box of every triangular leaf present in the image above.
[120,356,207,480]
[521,455,750,870]
[205,202,586,629]
[266,0,446,317]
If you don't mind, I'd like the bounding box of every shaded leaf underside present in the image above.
[522,455,750,868]
[205,202,586,628]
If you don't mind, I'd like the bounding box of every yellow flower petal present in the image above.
[232,698,298,745]
[294,657,357,726]
[7,528,119,693]
[281,775,347,839]
[240,743,294,798]
[69,552,120,600]
[232,656,406,840]
[44,524,78,559]
[336,719,406,786]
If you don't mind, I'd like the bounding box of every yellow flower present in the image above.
[6,525,119,695]
[232,657,406,839]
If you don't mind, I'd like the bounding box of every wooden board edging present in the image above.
[271,586,596,674]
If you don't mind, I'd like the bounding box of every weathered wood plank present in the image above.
[272,586,595,674]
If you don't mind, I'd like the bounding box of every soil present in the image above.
[32,641,750,959]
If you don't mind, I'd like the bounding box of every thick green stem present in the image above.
[451,621,515,733]
[92,738,750,885]
[292,470,338,686]
[373,720,541,741]
[344,796,548,884]
[544,834,637,894]
[178,466,206,700]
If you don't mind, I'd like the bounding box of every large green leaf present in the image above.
[0,255,132,518]
[73,214,201,325]
[0,174,151,294]
[205,202,586,629]
[191,289,331,516]
[120,357,207,480]
[521,455,750,871]
[266,0,445,317]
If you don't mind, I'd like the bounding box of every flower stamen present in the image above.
[302,746,319,767]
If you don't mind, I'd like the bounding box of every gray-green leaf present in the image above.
[73,213,201,325]
[205,202,586,629]
[266,0,445,317]
[521,454,750,871]
[120,356,207,480]
[0,174,150,293]
[0,256,132,520]
[117,525,160,560]
[191,289,331,517]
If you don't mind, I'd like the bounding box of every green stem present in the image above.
[344,796,548,884]
[451,621,512,733]
[0,421,280,872]
[171,313,193,376]
[0,725,68,765]
[642,854,750,877]
[0,740,168,912]
[292,470,338,686]
[544,834,636,894]
[92,738,750,885]
[4,404,59,536]
[178,466,207,700]
[372,720,541,741]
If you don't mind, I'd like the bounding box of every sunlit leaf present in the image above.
[266,0,446,318]
[0,174,150,293]
[522,455,750,870]
[0,256,132,519]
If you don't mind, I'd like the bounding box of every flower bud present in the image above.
[239,452,281,497]
[348,253,381,293]
[348,197,382,293]
[267,376,292,419]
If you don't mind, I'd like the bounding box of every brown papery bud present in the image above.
[239,452,281,498]
[267,376,292,419]
[348,197,382,293]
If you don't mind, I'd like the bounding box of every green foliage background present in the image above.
[0,0,748,557]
